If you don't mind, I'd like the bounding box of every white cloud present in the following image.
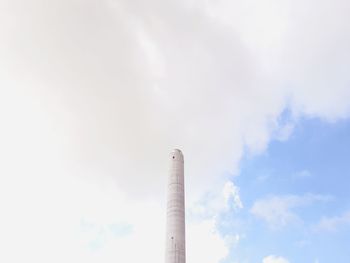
[187,220,229,263]
[275,122,295,142]
[313,211,350,232]
[251,194,332,228]
[0,0,350,262]
[263,255,290,263]
[189,180,243,218]
[206,0,350,120]
[0,170,232,263]
[186,181,241,263]
[223,181,243,210]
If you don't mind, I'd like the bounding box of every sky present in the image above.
[0,0,350,262]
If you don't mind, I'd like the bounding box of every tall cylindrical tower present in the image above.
[165,149,186,263]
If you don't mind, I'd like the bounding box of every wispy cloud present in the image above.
[262,255,290,263]
[313,211,350,232]
[251,194,332,228]
[294,169,312,178]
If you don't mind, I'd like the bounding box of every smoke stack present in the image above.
[165,149,186,263]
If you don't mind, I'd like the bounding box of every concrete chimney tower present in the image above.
[165,149,186,263]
